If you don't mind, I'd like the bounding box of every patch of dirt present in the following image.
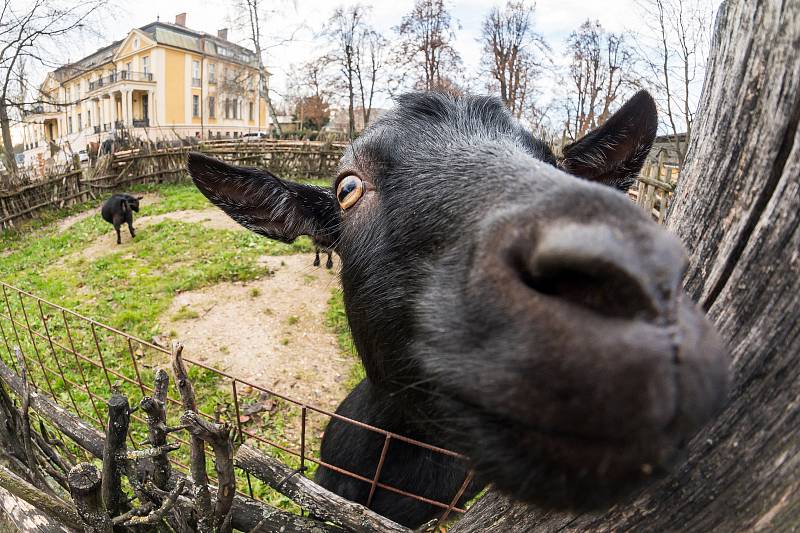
[56,192,161,233]
[160,254,348,412]
[62,207,241,264]
[136,208,242,232]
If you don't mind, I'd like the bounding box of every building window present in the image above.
[248,101,254,121]
[77,113,82,129]
[142,56,150,75]
[208,96,215,118]
[87,110,91,126]
[133,37,139,50]
[68,116,73,134]
[193,95,200,117]
[192,60,201,87]
[209,63,216,83]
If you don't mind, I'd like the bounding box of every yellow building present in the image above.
[22,13,269,159]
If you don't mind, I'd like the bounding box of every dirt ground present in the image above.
[64,206,241,263]
[56,192,161,233]
[161,253,349,411]
[56,202,353,413]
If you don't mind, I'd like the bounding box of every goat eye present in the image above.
[336,175,364,209]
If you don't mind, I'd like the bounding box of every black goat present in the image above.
[187,91,729,528]
[101,194,142,244]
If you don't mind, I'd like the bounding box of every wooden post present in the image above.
[100,392,128,517]
[171,342,213,533]
[140,369,171,489]
[68,463,113,533]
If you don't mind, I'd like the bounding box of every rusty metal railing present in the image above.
[0,280,473,523]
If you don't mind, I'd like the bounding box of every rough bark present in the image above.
[100,393,128,517]
[0,358,338,532]
[68,463,112,533]
[172,341,213,533]
[235,443,411,533]
[140,370,171,490]
[0,485,74,533]
[0,464,81,531]
[453,1,800,531]
[180,411,235,533]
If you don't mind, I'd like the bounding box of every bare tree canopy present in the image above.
[562,20,639,140]
[480,1,549,120]
[635,0,712,167]
[393,0,463,93]
[229,0,285,136]
[0,0,108,178]
[320,5,385,139]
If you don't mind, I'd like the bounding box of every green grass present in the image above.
[0,180,342,511]
[171,305,200,321]
[325,288,366,390]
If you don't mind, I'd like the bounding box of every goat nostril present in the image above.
[512,247,659,321]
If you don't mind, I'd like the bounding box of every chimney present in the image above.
[217,28,228,40]
[175,13,186,27]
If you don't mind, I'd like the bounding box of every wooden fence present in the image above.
[3,139,678,231]
[0,140,346,230]
[629,152,679,223]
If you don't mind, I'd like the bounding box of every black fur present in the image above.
[187,91,729,528]
[101,194,141,244]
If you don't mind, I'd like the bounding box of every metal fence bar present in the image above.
[17,291,58,399]
[3,286,34,387]
[367,435,392,508]
[0,308,18,374]
[438,470,475,524]
[0,281,471,516]
[37,300,83,418]
[126,338,147,397]
[61,310,105,429]
[90,323,114,390]
[231,380,254,498]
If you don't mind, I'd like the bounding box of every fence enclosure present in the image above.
[0,139,346,230]
[0,281,472,527]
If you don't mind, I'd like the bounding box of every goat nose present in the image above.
[515,223,687,320]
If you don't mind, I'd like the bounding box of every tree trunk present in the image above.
[453,2,800,531]
[0,99,18,178]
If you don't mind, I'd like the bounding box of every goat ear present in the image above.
[187,152,339,245]
[560,90,658,192]
[136,196,143,200]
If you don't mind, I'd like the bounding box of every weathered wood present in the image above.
[0,358,338,532]
[13,347,52,495]
[68,463,112,533]
[235,443,411,533]
[0,484,75,533]
[0,464,81,531]
[171,342,213,533]
[140,372,171,489]
[100,393,128,517]
[180,411,235,533]
[453,1,800,531]
[0,359,104,458]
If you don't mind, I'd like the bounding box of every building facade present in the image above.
[21,14,269,163]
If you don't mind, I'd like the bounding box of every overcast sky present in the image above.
[49,1,699,106]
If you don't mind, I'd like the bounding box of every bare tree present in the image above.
[393,0,462,93]
[230,0,287,137]
[635,0,713,168]
[480,1,549,119]
[353,28,386,127]
[320,5,385,139]
[562,20,638,140]
[0,0,108,179]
